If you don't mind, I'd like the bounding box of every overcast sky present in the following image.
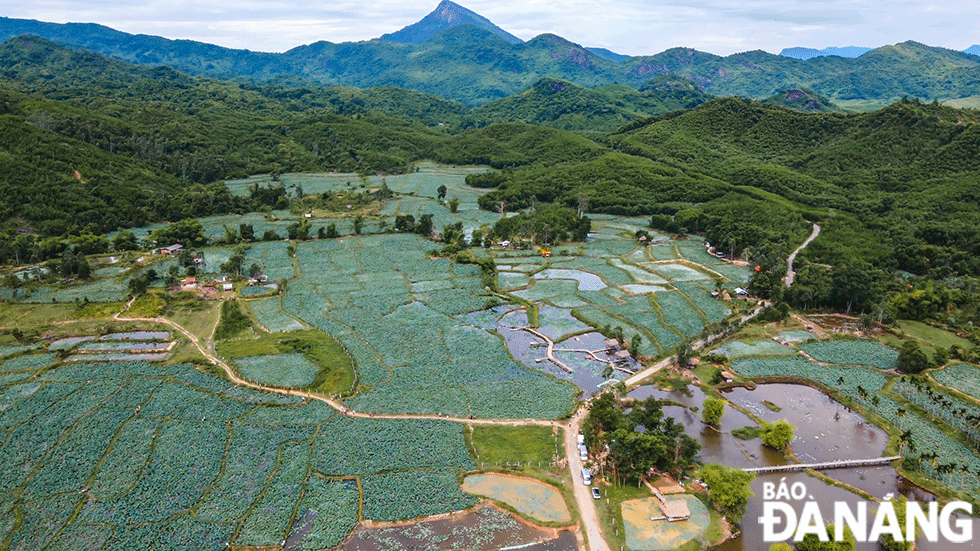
[3,0,978,56]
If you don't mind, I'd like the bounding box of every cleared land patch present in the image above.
[462,473,571,523]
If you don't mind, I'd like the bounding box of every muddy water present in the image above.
[341,504,562,551]
[722,384,888,465]
[629,383,978,550]
[627,385,787,469]
[498,311,627,397]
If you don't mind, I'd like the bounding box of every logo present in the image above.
[757,479,973,543]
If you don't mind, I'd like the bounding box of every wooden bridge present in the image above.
[742,456,901,474]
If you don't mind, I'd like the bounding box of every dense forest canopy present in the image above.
[1,35,979,325]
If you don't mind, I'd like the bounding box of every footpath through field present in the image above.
[784,223,820,287]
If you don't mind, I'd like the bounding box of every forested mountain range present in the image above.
[2,32,980,318]
[381,0,521,45]
[2,13,980,106]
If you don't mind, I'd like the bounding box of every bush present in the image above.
[896,340,930,374]
[761,419,794,450]
[214,300,252,340]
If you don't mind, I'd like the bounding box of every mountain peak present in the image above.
[380,1,522,45]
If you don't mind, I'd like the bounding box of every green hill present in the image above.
[4,16,980,105]
[468,77,710,132]
[762,89,844,112]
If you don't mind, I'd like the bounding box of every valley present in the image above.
[1,7,979,550]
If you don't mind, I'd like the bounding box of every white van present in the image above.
[577,433,585,446]
[582,468,592,485]
[579,444,588,461]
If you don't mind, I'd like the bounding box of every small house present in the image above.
[498,240,511,248]
[222,283,234,292]
[160,244,183,255]
[662,499,691,522]
[604,338,619,348]
[181,277,197,288]
[733,287,748,298]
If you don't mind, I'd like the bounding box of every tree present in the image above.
[878,496,914,551]
[415,214,434,236]
[448,196,460,213]
[702,397,725,426]
[761,419,795,450]
[239,223,255,242]
[112,230,140,251]
[769,544,795,551]
[437,184,447,200]
[127,270,149,297]
[896,340,930,374]
[699,463,755,522]
[797,524,855,551]
[630,334,642,357]
[353,215,364,235]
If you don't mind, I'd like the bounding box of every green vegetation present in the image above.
[702,397,725,425]
[6,20,980,106]
[698,463,755,522]
[213,299,252,340]
[582,393,700,482]
[468,425,561,466]
[761,419,796,450]
[216,330,356,395]
[0,358,476,547]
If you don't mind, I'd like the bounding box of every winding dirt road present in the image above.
[784,223,820,287]
[112,300,609,548]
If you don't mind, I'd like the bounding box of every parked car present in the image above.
[591,487,601,500]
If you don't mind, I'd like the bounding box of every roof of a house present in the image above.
[663,499,691,520]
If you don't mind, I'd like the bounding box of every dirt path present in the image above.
[109,310,609,547]
[564,405,611,551]
[784,223,820,287]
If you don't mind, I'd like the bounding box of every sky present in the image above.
[2,0,978,56]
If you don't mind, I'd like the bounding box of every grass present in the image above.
[762,400,782,412]
[732,426,763,440]
[593,481,649,551]
[164,297,221,341]
[468,425,561,467]
[0,303,81,326]
[125,292,166,318]
[71,301,126,319]
[215,329,356,395]
[892,320,972,351]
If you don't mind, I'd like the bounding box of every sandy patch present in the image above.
[621,495,710,551]
[461,473,572,524]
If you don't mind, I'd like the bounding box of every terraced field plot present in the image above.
[0,360,477,549]
[280,234,578,419]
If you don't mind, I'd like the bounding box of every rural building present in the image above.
[654,490,691,522]
[181,277,196,289]
[733,287,748,298]
[160,244,183,255]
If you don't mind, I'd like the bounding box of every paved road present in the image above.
[784,223,820,287]
[564,406,611,551]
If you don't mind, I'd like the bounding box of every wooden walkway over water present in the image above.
[742,456,901,474]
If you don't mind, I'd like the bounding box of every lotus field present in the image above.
[0,359,478,548]
[932,362,980,397]
[799,339,899,369]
